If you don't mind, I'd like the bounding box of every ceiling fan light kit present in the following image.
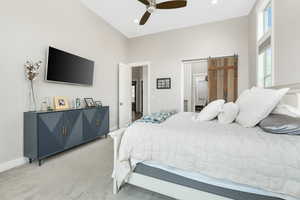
[137,0,187,25]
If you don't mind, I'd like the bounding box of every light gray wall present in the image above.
[248,2,258,87]
[0,0,128,164]
[274,0,300,85]
[248,0,300,86]
[128,16,249,113]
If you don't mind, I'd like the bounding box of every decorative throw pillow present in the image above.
[272,104,300,118]
[218,102,239,124]
[235,87,290,128]
[195,99,225,121]
[259,114,300,135]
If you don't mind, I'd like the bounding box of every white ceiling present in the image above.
[81,0,256,38]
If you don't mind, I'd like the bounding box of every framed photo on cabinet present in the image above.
[54,96,70,110]
[84,98,95,108]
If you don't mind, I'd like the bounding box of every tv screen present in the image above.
[46,47,94,86]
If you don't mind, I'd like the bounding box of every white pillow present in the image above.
[195,99,225,121]
[236,87,290,127]
[218,102,239,124]
[272,104,300,118]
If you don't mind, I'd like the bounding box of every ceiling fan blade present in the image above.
[140,11,151,25]
[156,0,187,9]
[137,0,150,6]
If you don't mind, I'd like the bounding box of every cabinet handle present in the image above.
[62,127,68,136]
[96,120,100,127]
[65,127,68,136]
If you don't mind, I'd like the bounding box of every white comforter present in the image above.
[116,112,300,198]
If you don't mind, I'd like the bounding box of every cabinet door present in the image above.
[64,110,83,149]
[82,109,100,141]
[38,112,65,158]
[97,107,109,137]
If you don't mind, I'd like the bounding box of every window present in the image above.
[263,3,272,35]
[257,1,273,88]
[258,46,272,87]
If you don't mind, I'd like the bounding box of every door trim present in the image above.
[132,81,137,112]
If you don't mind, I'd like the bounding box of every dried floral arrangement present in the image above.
[25,60,42,81]
[25,60,42,111]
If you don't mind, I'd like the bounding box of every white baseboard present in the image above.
[0,157,28,174]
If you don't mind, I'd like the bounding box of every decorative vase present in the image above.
[25,60,42,112]
[28,80,37,111]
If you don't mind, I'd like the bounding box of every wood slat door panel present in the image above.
[217,69,224,99]
[227,69,235,102]
[208,56,238,102]
[208,59,218,102]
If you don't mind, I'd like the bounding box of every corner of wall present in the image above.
[247,1,259,88]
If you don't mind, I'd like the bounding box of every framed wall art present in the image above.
[157,78,171,89]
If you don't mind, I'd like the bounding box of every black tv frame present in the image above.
[45,46,94,86]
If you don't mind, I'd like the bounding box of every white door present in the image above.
[119,63,132,128]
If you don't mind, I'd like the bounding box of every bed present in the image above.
[111,86,300,200]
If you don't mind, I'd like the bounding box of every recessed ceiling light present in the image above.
[134,19,139,24]
[211,0,219,5]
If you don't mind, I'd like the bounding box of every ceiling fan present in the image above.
[137,0,187,25]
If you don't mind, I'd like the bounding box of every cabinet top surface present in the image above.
[24,106,109,114]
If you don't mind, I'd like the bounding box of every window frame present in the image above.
[256,0,275,88]
[258,47,272,87]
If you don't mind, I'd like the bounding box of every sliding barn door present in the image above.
[208,56,238,102]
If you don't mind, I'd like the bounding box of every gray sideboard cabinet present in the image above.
[24,107,109,166]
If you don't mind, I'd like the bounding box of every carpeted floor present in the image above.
[0,138,172,200]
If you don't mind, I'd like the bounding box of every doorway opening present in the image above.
[118,62,151,128]
[132,67,144,121]
[183,59,209,112]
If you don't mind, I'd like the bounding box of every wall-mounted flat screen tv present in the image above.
[46,47,94,86]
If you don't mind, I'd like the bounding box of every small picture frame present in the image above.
[95,101,102,108]
[54,96,70,110]
[84,98,95,108]
[157,78,171,89]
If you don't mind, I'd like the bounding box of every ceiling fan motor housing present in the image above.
[147,0,156,13]
[147,6,156,13]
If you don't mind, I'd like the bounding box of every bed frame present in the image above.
[111,128,230,200]
[111,84,300,200]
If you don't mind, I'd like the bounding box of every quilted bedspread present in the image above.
[116,112,300,198]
